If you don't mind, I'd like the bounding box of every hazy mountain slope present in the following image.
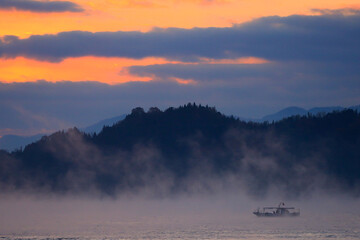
[259,106,355,122]
[81,114,126,134]
[0,134,44,152]
[308,106,344,115]
[0,114,126,152]
[0,104,359,198]
[261,107,307,122]
[350,105,360,112]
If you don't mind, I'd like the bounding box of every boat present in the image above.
[253,202,300,217]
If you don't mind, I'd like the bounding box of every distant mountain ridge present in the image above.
[0,114,126,151]
[258,105,360,122]
[81,114,126,134]
[0,134,44,152]
[261,106,308,122]
[1,105,359,152]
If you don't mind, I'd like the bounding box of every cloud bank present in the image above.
[0,11,359,62]
[0,0,83,13]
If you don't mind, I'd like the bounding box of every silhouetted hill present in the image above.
[2,105,356,152]
[0,104,359,198]
[94,105,238,152]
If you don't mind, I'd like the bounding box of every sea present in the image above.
[1,196,359,240]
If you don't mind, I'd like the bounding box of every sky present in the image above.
[0,0,360,136]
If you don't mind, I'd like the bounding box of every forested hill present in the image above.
[0,104,359,197]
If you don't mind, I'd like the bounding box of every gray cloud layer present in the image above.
[0,0,83,12]
[128,61,360,82]
[0,11,359,62]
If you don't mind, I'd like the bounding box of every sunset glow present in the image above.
[1,0,359,84]
[0,57,178,84]
[0,56,269,84]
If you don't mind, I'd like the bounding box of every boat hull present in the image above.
[253,212,300,217]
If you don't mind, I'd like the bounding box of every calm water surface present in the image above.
[1,212,359,239]
[1,197,359,240]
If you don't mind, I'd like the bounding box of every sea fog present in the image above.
[0,108,359,239]
[0,192,359,239]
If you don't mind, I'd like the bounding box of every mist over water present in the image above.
[1,107,359,239]
[1,192,359,239]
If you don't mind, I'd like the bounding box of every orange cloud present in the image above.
[199,57,269,65]
[170,77,197,85]
[0,56,270,84]
[0,56,185,84]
